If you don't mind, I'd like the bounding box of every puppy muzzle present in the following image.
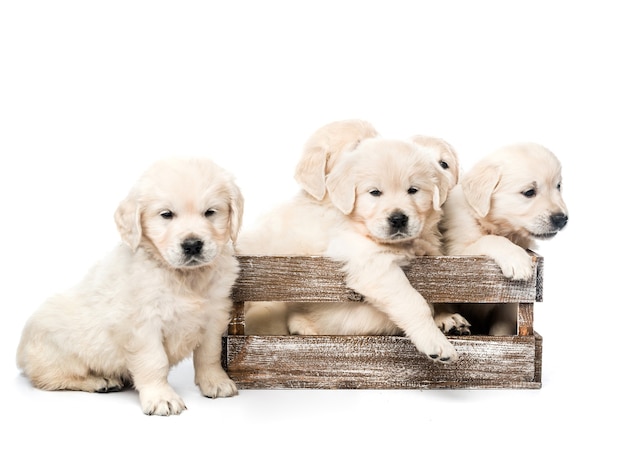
[550,212,568,230]
[388,211,409,235]
[531,212,568,239]
[182,238,204,258]
[179,237,214,267]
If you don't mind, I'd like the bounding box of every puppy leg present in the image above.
[127,331,186,416]
[23,355,125,393]
[368,272,459,362]
[17,306,126,393]
[193,322,238,398]
[18,338,125,393]
[329,237,458,362]
[462,235,534,280]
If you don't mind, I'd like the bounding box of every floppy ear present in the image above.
[325,162,356,215]
[114,193,142,251]
[294,120,378,200]
[227,181,244,243]
[461,163,501,218]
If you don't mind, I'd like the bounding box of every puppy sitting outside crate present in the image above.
[16,158,244,415]
[237,120,469,363]
[440,143,568,335]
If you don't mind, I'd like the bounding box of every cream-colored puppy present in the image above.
[17,158,244,415]
[238,120,467,361]
[236,120,379,335]
[440,143,568,334]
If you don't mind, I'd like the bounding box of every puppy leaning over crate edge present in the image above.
[16,157,244,416]
[440,142,568,335]
[237,119,467,363]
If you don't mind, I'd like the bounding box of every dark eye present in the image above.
[204,209,216,217]
[556,182,562,191]
[408,187,419,195]
[160,210,174,219]
[369,189,382,197]
[439,160,449,170]
[522,189,536,198]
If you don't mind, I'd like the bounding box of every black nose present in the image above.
[551,213,568,230]
[388,212,408,230]
[182,238,204,256]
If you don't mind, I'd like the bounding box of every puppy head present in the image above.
[114,158,244,269]
[462,143,568,242]
[294,119,379,200]
[410,135,460,201]
[326,138,443,244]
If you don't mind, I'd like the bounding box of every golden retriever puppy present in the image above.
[16,158,244,415]
[238,120,466,362]
[440,143,568,335]
[236,120,379,335]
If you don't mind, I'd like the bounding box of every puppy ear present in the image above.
[294,120,378,200]
[461,163,501,218]
[227,181,244,243]
[114,193,142,251]
[326,163,356,215]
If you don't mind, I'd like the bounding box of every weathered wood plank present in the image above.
[518,303,534,336]
[232,254,542,304]
[228,302,245,336]
[223,334,542,390]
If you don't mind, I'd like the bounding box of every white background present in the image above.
[1,1,623,467]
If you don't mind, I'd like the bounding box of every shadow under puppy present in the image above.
[440,143,568,335]
[16,158,243,415]
[237,119,469,362]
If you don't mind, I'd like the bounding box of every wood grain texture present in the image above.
[232,253,543,303]
[518,303,534,336]
[223,334,542,389]
[224,253,545,389]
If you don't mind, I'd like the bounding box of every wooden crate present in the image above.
[222,254,544,389]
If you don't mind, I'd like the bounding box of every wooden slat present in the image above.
[534,333,543,383]
[223,334,542,390]
[535,255,544,302]
[403,255,542,303]
[233,256,354,302]
[233,253,542,304]
[228,302,246,336]
[518,303,534,336]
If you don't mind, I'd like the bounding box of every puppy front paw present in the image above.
[139,386,186,416]
[196,368,238,398]
[495,248,534,280]
[434,311,471,336]
[412,327,459,363]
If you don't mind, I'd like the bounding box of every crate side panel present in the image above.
[234,255,542,303]
[223,335,540,390]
